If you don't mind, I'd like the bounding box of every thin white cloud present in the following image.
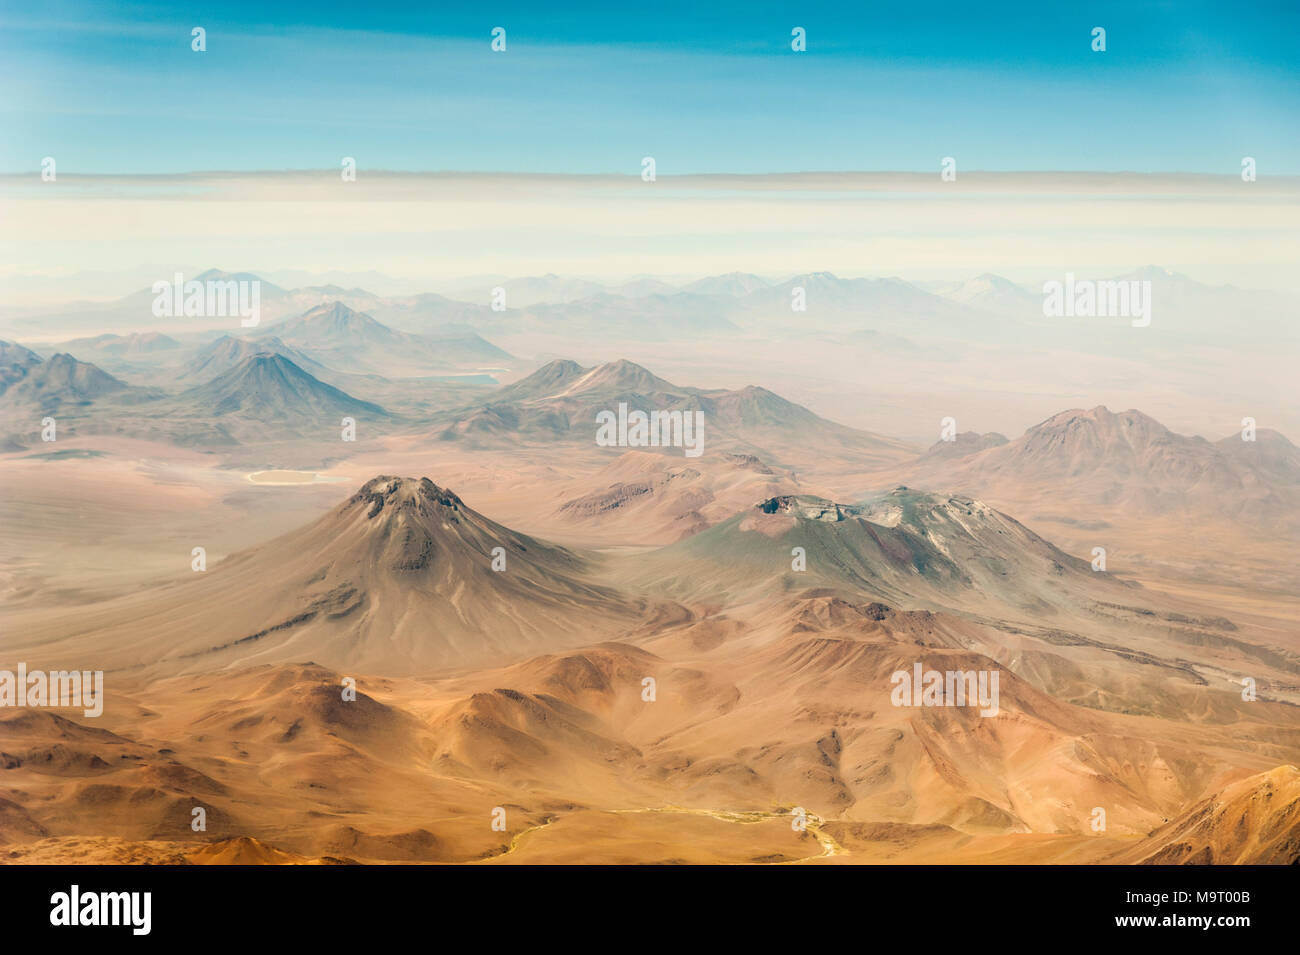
[2,171,1297,301]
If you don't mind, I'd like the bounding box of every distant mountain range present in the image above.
[0,341,388,446]
[183,334,333,382]
[177,353,385,421]
[5,266,1292,350]
[0,352,134,413]
[433,357,916,467]
[257,302,511,376]
[899,405,1300,527]
[60,331,181,358]
[5,333,1298,515]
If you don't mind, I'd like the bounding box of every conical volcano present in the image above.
[624,487,1122,619]
[9,476,658,676]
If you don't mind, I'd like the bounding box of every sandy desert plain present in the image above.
[1,268,1298,865]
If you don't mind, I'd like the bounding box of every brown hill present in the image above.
[549,450,800,544]
[900,406,1300,525]
[188,836,310,865]
[1112,766,1300,864]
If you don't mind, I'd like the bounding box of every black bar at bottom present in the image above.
[0,863,1285,942]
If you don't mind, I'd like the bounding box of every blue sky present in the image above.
[1,0,1297,174]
